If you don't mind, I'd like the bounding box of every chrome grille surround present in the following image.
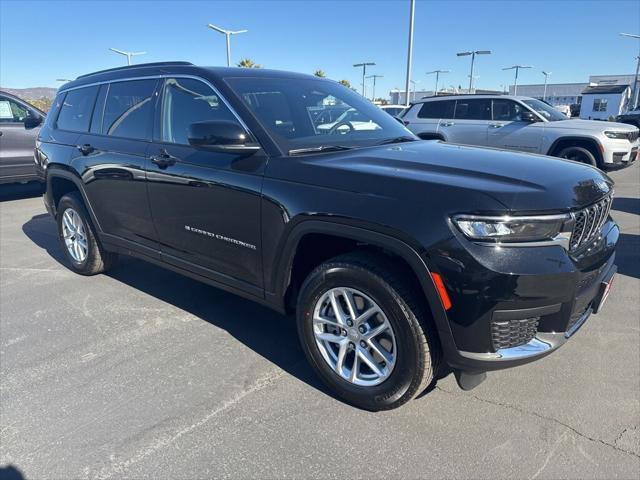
[569,194,613,252]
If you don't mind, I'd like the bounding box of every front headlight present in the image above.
[452,214,572,246]
[604,131,629,140]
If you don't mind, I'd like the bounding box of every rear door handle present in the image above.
[489,123,504,128]
[441,122,455,127]
[77,143,94,155]
[150,149,177,169]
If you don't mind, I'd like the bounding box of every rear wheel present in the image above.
[296,252,440,411]
[557,146,598,167]
[57,192,117,275]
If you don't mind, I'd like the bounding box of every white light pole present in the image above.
[109,48,146,66]
[366,74,383,101]
[542,71,552,100]
[620,33,640,110]
[503,65,532,95]
[354,62,376,97]
[426,69,450,96]
[207,24,248,67]
[457,50,491,92]
[404,0,415,106]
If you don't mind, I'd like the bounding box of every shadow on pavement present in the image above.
[616,233,639,279]
[0,465,26,480]
[0,182,43,202]
[21,214,336,403]
[612,197,639,216]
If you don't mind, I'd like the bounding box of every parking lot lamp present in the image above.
[404,0,416,106]
[503,65,532,95]
[366,74,383,101]
[620,33,640,110]
[207,24,248,67]
[353,62,376,97]
[109,48,146,66]
[457,50,491,93]
[426,70,450,96]
[542,71,552,100]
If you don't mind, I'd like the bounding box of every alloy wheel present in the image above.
[61,208,88,263]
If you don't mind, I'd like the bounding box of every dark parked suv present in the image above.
[37,63,618,410]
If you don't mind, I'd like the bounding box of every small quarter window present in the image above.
[56,86,99,132]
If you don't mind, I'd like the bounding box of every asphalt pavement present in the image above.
[1,162,638,479]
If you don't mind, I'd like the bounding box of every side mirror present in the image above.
[187,120,260,155]
[519,111,538,123]
[24,113,43,129]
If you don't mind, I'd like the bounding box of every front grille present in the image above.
[569,194,613,251]
[491,317,539,350]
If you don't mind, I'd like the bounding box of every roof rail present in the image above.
[419,92,505,99]
[76,61,194,79]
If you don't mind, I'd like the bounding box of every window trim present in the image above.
[58,74,253,139]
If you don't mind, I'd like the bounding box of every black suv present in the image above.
[37,63,618,410]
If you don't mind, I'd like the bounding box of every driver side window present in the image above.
[161,77,238,145]
[0,96,30,123]
[492,99,527,121]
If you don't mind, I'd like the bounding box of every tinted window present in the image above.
[454,99,492,120]
[0,96,30,123]
[89,84,108,134]
[492,99,527,121]
[417,100,455,119]
[56,86,98,132]
[161,78,239,145]
[102,79,156,140]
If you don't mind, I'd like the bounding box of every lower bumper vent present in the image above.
[491,317,540,350]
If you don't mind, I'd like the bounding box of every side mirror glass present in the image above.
[24,113,43,129]
[187,120,259,155]
[519,111,538,123]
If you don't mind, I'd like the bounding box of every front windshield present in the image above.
[522,98,568,122]
[225,76,415,153]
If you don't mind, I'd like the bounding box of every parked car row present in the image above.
[33,62,620,410]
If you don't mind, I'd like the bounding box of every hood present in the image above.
[311,141,613,212]
[548,118,637,132]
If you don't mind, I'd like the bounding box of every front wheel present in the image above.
[57,192,117,275]
[296,252,440,411]
[557,146,598,167]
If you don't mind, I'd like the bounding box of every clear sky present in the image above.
[1,0,639,96]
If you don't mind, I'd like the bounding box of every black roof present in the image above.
[60,61,322,91]
[581,84,630,94]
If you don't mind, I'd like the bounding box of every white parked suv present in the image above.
[401,94,639,170]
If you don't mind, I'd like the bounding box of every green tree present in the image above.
[237,58,262,68]
[338,79,351,88]
[314,69,326,77]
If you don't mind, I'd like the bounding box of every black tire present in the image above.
[296,252,440,411]
[56,192,117,275]
[557,146,598,167]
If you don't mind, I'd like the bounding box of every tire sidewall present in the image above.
[297,264,425,410]
[558,146,597,167]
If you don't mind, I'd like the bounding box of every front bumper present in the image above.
[602,138,639,169]
[432,218,619,373]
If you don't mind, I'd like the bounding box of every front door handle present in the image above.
[489,123,504,128]
[150,149,177,169]
[441,122,455,127]
[77,143,94,155]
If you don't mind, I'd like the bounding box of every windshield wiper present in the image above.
[376,136,417,145]
[288,145,355,156]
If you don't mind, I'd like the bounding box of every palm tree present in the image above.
[237,58,262,68]
[314,70,326,77]
[338,79,351,88]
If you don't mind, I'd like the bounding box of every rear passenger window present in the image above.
[56,86,99,132]
[454,99,492,120]
[417,100,455,119]
[102,79,157,140]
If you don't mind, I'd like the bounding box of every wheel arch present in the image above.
[270,220,452,340]
[546,136,603,164]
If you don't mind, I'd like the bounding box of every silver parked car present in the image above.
[401,94,639,170]
[0,91,45,184]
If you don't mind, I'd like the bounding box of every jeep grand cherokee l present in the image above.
[402,94,639,170]
[36,63,618,410]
